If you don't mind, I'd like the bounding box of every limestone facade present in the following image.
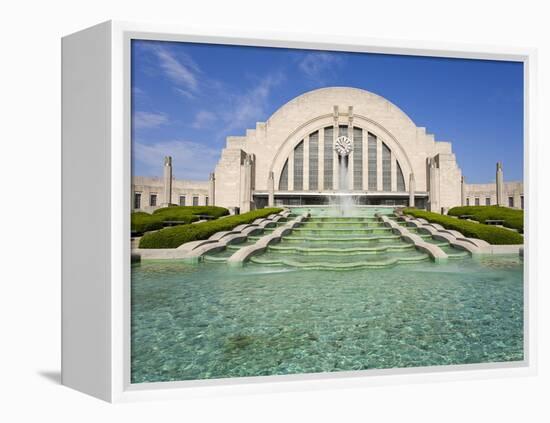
[464,181,524,209]
[131,87,523,214]
[132,175,208,212]
[214,87,462,212]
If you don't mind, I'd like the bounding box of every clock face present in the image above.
[334,135,352,156]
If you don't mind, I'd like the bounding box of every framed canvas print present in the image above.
[61,21,537,402]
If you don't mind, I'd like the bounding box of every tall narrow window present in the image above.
[309,132,318,190]
[293,140,304,191]
[179,195,186,206]
[193,196,199,206]
[205,197,209,206]
[324,127,333,190]
[475,197,480,206]
[382,143,391,191]
[485,197,491,206]
[279,159,288,190]
[339,125,348,137]
[396,161,405,192]
[508,196,514,207]
[368,133,377,190]
[521,195,524,209]
[149,193,157,207]
[466,198,470,206]
[353,127,363,190]
[134,192,141,209]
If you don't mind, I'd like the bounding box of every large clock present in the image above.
[334,135,352,156]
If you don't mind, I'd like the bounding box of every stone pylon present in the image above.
[162,156,172,206]
[428,157,440,213]
[461,176,466,206]
[496,162,504,206]
[208,172,216,206]
[409,173,415,207]
[268,171,275,207]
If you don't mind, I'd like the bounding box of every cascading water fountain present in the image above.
[329,149,357,217]
[202,134,468,268]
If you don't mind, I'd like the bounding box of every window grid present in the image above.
[150,194,157,207]
[396,161,405,192]
[382,142,391,191]
[309,132,319,191]
[368,133,377,190]
[353,127,363,190]
[279,159,288,190]
[192,196,199,206]
[134,192,141,209]
[179,195,186,206]
[324,127,333,190]
[475,197,480,206]
[294,140,304,191]
[486,197,491,206]
[508,196,514,207]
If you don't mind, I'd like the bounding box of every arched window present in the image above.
[382,142,391,191]
[324,127,333,190]
[309,131,319,190]
[276,126,409,194]
[353,127,363,190]
[293,140,304,190]
[396,161,405,192]
[279,159,288,190]
[368,133,377,190]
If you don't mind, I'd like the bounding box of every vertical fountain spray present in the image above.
[334,122,355,216]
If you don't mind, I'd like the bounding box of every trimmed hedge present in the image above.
[447,205,524,233]
[402,208,524,245]
[139,208,283,249]
[152,206,229,219]
[131,212,164,234]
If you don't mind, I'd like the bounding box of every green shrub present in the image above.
[139,208,283,249]
[403,208,524,245]
[448,205,524,233]
[131,212,164,234]
[152,205,229,219]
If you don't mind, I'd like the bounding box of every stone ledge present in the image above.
[402,213,522,256]
[133,210,288,261]
[227,212,310,266]
[378,214,448,261]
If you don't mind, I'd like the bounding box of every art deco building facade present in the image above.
[132,87,523,213]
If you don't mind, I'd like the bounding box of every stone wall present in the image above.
[132,176,208,212]
[464,181,524,209]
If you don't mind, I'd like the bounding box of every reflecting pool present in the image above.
[131,255,523,383]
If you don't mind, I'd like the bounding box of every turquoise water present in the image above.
[131,255,523,383]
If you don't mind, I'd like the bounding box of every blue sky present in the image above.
[131,40,523,184]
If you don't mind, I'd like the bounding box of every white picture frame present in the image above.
[61,20,537,403]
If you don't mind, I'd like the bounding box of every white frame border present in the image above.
[108,20,537,403]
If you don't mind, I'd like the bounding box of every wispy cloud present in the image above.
[134,140,220,180]
[133,111,168,129]
[220,72,284,134]
[149,45,201,97]
[192,110,217,129]
[298,52,344,83]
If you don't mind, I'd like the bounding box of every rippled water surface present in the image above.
[131,256,523,383]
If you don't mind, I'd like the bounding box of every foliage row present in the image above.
[139,208,283,248]
[131,206,229,234]
[402,208,524,245]
[447,205,524,233]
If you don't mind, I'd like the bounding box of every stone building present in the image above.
[132,87,523,213]
[132,168,209,213]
